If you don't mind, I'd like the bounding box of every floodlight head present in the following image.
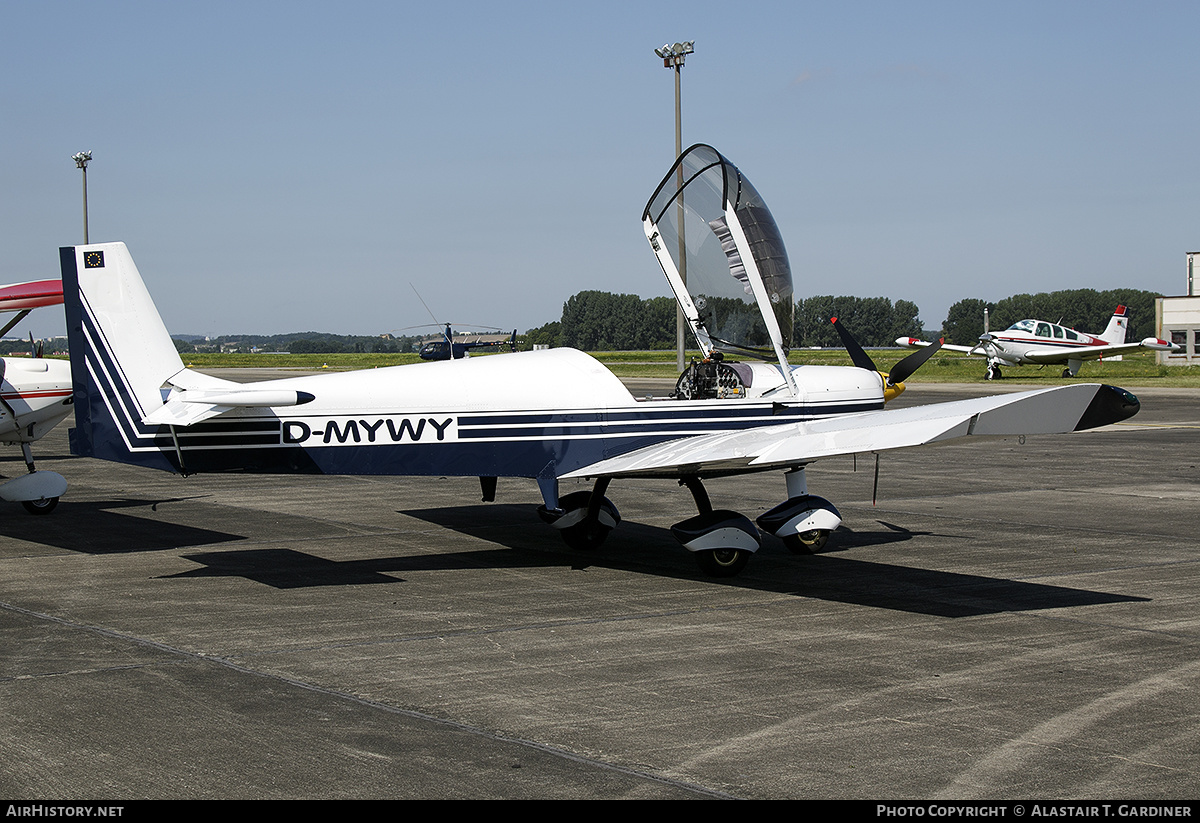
[654,40,694,67]
[72,151,92,169]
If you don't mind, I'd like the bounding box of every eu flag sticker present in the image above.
[84,250,105,268]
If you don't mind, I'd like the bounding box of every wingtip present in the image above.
[1074,385,1140,431]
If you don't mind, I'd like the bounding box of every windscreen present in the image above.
[644,145,793,356]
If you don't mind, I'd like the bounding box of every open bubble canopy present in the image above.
[642,144,794,362]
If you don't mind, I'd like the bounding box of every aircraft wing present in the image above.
[896,337,983,356]
[562,384,1136,480]
[0,279,63,311]
[1022,339,1178,364]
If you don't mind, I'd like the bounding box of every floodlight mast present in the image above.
[654,41,694,372]
[72,151,92,244]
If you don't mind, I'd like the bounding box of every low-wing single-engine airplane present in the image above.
[898,306,1179,380]
[60,145,1140,575]
[0,278,72,513]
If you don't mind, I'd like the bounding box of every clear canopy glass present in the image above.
[643,145,794,358]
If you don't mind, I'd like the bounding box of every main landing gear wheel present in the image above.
[1061,368,1073,378]
[22,497,58,515]
[546,490,619,552]
[695,548,750,578]
[561,518,612,551]
[782,529,828,554]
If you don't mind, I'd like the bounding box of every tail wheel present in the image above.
[695,548,750,577]
[22,497,58,516]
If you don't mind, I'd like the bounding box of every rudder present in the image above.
[1099,305,1129,346]
[61,242,184,470]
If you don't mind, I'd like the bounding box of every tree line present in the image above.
[525,292,926,350]
[136,286,1165,356]
[528,288,1165,351]
[170,331,424,354]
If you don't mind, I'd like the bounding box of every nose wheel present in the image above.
[672,476,761,577]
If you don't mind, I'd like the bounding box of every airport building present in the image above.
[1156,252,1200,365]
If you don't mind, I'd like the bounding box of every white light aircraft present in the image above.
[0,278,72,513]
[898,306,1179,380]
[60,145,1140,576]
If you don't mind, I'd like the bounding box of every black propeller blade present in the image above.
[831,316,943,388]
[887,336,943,385]
[830,317,878,372]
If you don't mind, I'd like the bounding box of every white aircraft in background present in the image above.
[898,305,1179,380]
[59,145,1140,576]
[0,278,72,512]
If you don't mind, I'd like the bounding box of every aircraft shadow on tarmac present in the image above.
[164,503,1147,618]
[0,497,246,554]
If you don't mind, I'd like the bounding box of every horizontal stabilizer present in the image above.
[142,389,316,427]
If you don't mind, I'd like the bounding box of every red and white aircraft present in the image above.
[898,306,1179,379]
[0,278,72,512]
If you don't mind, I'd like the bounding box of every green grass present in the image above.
[179,348,1200,387]
[182,351,425,369]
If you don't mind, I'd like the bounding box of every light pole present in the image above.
[655,41,693,372]
[72,151,92,244]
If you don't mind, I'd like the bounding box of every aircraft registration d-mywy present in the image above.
[60,145,1140,576]
[0,278,73,512]
[898,306,1179,380]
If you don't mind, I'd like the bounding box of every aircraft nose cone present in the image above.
[1074,385,1140,431]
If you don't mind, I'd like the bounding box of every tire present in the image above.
[560,520,611,551]
[782,529,828,554]
[695,548,750,577]
[22,497,58,516]
[555,491,618,551]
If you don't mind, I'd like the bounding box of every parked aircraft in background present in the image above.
[0,278,71,512]
[418,325,519,361]
[59,146,1139,575]
[898,305,1179,379]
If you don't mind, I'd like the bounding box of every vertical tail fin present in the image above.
[1099,305,1129,345]
[60,242,185,470]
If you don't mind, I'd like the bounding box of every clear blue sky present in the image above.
[3,1,1197,339]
